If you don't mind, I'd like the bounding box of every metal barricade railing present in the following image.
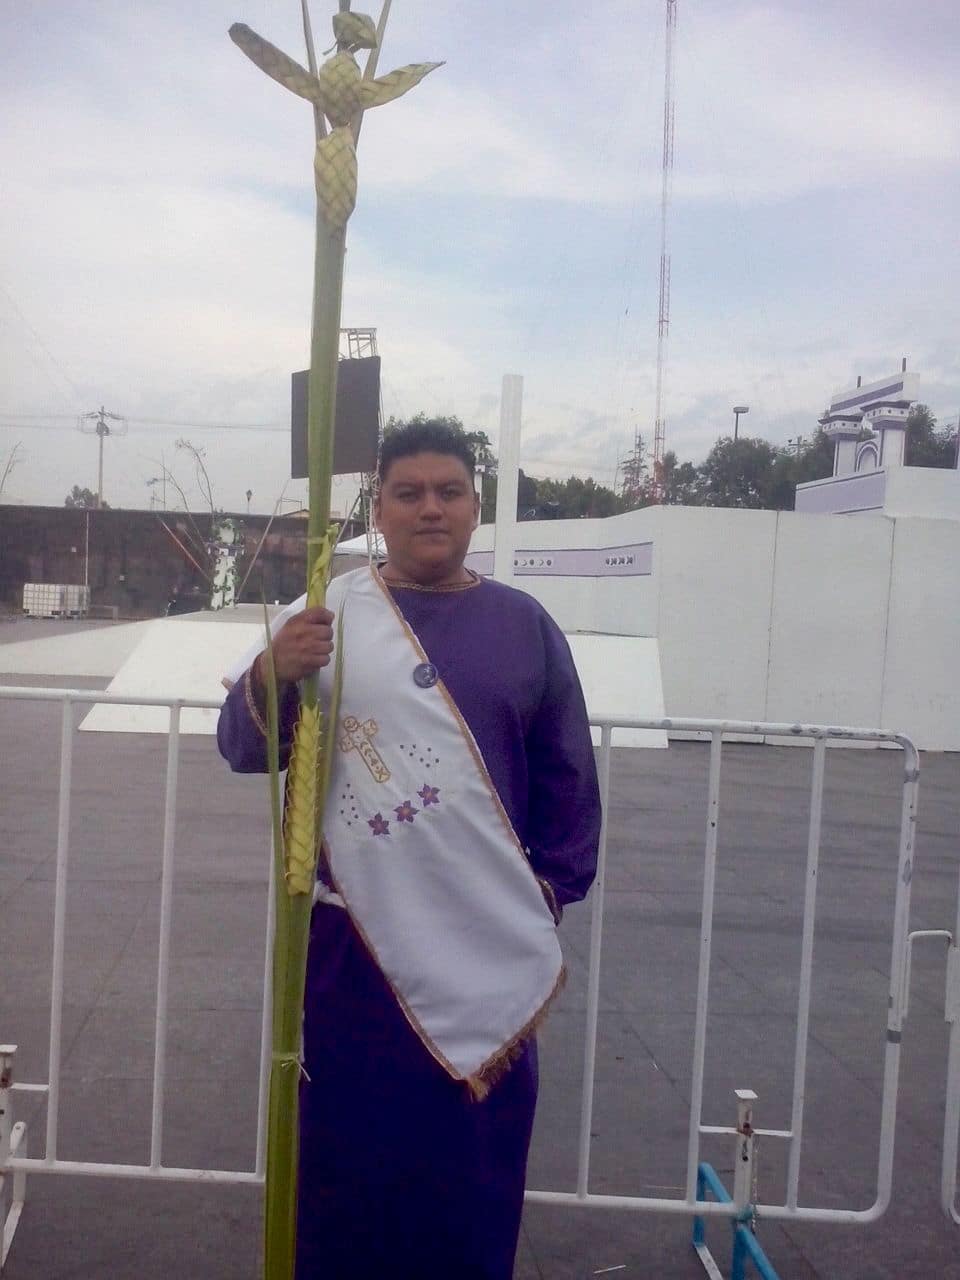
[527,718,921,1230]
[0,687,934,1272]
[0,687,273,1207]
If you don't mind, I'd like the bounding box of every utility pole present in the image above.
[78,407,127,507]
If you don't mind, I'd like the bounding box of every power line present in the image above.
[0,412,77,420]
[131,417,288,431]
[0,414,289,433]
[0,281,85,403]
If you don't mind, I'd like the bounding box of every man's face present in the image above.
[374,451,480,585]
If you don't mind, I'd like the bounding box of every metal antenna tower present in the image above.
[78,406,127,508]
[650,0,677,502]
[339,327,378,360]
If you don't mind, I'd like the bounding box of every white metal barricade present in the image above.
[0,688,273,1277]
[1,684,951,1275]
[527,720,921,1230]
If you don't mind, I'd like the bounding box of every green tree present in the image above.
[695,436,778,509]
[516,469,538,519]
[528,475,623,519]
[792,428,835,484]
[905,404,958,468]
[65,485,106,508]
[762,429,836,511]
[660,450,700,506]
[618,436,651,509]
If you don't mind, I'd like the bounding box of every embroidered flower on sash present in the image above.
[394,800,418,823]
[368,812,390,836]
[418,784,440,807]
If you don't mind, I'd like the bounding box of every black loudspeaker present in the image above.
[291,356,381,479]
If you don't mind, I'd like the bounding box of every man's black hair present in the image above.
[378,421,476,483]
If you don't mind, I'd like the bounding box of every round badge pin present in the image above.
[413,662,439,689]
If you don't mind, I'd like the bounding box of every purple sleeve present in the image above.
[216,669,301,774]
[525,616,601,914]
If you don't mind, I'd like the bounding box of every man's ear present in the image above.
[373,493,382,528]
[472,491,480,528]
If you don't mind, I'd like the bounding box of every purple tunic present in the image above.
[217,574,600,1279]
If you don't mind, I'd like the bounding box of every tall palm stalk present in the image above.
[229,6,440,1276]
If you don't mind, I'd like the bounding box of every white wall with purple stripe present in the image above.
[463,504,960,750]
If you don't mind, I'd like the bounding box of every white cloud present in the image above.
[1,0,958,514]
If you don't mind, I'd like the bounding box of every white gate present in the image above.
[2,684,953,1276]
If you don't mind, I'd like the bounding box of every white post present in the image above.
[46,700,75,1163]
[492,374,523,585]
[786,735,827,1208]
[733,1089,758,1212]
[685,730,723,1202]
[150,704,182,1169]
[575,725,612,1198]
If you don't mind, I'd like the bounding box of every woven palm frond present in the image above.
[333,11,379,52]
[316,51,364,127]
[356,61,444,110]
[229,23,325,106]
[315,142,357,227]
[283,702,323,896]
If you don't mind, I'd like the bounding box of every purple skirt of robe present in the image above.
[295,904,538,1279]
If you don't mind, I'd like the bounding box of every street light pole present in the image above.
[733,405,749,441]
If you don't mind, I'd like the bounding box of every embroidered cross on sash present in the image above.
[338,715,391,783]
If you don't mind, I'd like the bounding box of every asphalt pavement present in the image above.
[1,642,959,1278]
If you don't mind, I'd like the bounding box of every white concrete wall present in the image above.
[795,470,886,514]
[881,518,960,750]
[656,506,778,721]
[467,504,960,748]
[883,467,960,519]
[467,513,658,636]
[795,466,960,520]
[467,520,595,632]
[764,514,891,728]
[591,507,661,637]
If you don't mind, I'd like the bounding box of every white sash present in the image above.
[228,568,564,1091]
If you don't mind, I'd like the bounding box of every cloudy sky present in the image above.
[2,0,958,515]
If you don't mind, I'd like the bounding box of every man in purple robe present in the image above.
[218,421,601,1279]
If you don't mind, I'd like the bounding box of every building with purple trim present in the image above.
[795,369,960,519]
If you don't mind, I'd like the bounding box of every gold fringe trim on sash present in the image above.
[327,858,568,1100]
[464,964,568,1102]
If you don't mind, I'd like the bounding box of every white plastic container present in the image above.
[22,583,89,618]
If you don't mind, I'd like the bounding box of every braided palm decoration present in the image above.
[231,14,440,231]
[229,8,440,1277]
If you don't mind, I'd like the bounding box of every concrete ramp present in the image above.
[49,612,666,745]
[0,621,149,678]
[566,634,667,749]
[79,620,264,734]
